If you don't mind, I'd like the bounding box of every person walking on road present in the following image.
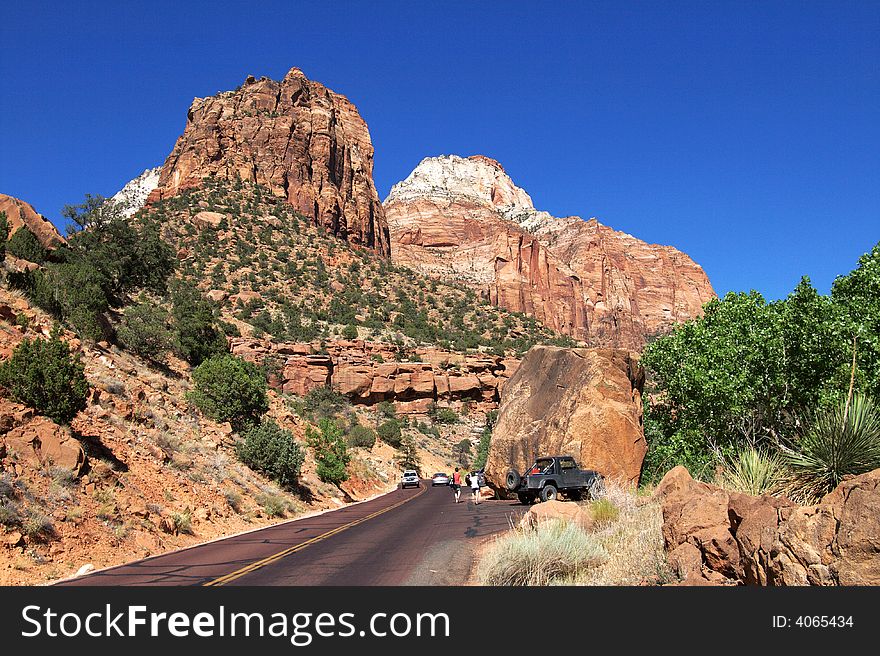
[451,467,462,503]
[470,469,481,505]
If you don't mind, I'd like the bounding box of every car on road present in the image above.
[431,472,450,486]
[505,455,604,504]
[401,470,420,489]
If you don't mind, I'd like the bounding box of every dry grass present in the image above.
[477,481,676,586]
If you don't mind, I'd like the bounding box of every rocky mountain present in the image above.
[146,68,390,255]
[0,193,64,248]
[111,166,160,217]
[385,155,715,349]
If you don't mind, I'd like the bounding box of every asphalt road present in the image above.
[57,483,526,586]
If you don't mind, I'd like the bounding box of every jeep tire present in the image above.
[540,484,558,502]
[505,469,521,492]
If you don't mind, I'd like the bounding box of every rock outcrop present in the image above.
[484,346,646,489]
[229,338,519,413]
[0,193,65,249]
[655,466,880,586]
[385,155,715,349]
[147,68,390,255]
[0,399,86,475]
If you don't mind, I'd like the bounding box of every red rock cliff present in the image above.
[0,193,65,249]
[147,68,390,255]
[384,155,715,349]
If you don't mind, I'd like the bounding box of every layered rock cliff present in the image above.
[0,193,65,248]
[385,155,715,349]
[147,68,390,255]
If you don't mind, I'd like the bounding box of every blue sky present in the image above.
[1,1,877,300]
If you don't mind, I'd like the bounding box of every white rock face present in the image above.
[111,166,161,217]
[385,154,557,230]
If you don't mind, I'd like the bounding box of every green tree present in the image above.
[377,419,403,447]
[306,418,350,484]
[117,301,174,362]
[0,211,9,260]
[236,419,305,489]
[396,433,422,474]
[171,282,227,365]
[7,227,47,264]
[0,327,89,424]
[347,424,376,448]
[454,438,472,467]
[473,410,497,469]
[188,354,268,429]
[832,242,880,395]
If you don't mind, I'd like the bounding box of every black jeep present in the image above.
[505,455,604,504]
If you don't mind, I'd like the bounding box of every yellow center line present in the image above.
[204,484,428,586]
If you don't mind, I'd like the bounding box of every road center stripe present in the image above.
[204,484,428,586]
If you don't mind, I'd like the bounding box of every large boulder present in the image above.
[484,346,646,490]
[0,399,86,474]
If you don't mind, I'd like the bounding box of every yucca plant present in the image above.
[783,394,880,503]
[716,446,788,496]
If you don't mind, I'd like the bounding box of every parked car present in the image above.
[465,468,486,487]
[401,470,420,489]
[505,455,604,504]
[431,472,450,486]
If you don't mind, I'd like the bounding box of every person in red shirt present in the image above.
[451,468,462,503]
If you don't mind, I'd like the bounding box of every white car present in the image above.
[431,472,450,486]
[401,470,420,489]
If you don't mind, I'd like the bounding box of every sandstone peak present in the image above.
[384,155,716,349]
[0,193,65,248]
[146,68,390,255]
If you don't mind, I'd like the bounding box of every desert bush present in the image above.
[0,501,21,526]
[588,498,620,526]
[297,386,350,420]
[376,419,402,447]
[256,493,289,518]
[430,405,459,425]
[22,510,55,541]
[715,446,788,496]
[347,424,377,449]
[188,354,268,429]
[236,419,304,489]
[171,282,227,365]
[478,519,606,586]
[0,327,89,424]
[171,511,192,535]
[306,418,350,485]
[783,394,880,502]
[117,301,173,362]
[223,489,242,513]
[375,401,396,419]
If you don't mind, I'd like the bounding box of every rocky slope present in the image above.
[0,193,65,248]
[385,155,715,349]
[147,68,390,255]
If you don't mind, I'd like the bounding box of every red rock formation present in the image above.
[147,68,390,255]
[484,346,646,489]
[385,155,715,349]
[229,337,518,411]
[0,193,65,249]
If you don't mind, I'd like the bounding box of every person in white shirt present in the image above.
[470,470,481,505]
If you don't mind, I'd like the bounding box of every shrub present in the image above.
[0,327,89,424]
[256,493,289,518]
[117,301,173,362]
[171,283,227,365]
[0,212,8,259]
[478,519,606,586]
[298,386,350,420]
[236,419,305,489]
[0,501,21,526]
[376,401,396,419]
[188,354,268,429]
[342,324,358,340]
[589,498,620,526]
[171,511,192,535]
[377,419,402,447]
[22,510,55,541]
[306,418,350,485]
[715,446,788,496]
[783,394,880,502]
[7,227,47,264]
[430,405,459,425]
[347,424,377,449]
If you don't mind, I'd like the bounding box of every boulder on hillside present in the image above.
[0,399,86,474]
[484,346,646,491]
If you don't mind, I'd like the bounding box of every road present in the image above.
[57,483,526,586]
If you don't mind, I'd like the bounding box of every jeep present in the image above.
[505,455,604,504]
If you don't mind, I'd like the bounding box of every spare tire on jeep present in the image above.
[505,469,521,491]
